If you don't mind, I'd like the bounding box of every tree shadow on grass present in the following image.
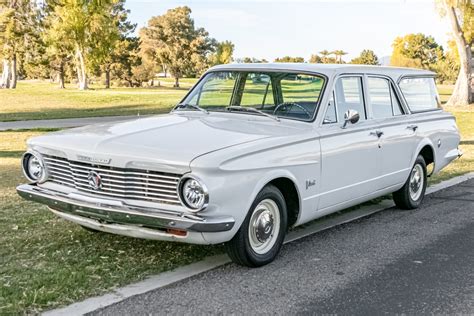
[0,104,173,122]
[0,150,24,158]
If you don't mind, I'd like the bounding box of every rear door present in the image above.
[366,76,417,188]
[318,75,381,211]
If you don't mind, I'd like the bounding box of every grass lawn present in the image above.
[0,80,196,122]
[437,84,454,104]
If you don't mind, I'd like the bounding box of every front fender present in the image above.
[189,136,321,243]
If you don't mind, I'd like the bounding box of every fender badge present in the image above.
[306,179,316,190]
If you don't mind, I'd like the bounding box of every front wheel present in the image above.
[225,185,288,267]
[393,155,427,210]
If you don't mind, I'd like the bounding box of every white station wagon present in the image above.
[18,64,462,267]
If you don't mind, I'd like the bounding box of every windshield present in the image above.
[178,71,326,121]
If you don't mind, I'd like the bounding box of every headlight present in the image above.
[21,151,48,183]
[178,175,209,211]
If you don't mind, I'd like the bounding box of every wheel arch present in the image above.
[414,141,436,176]
[248,171,302,229]
[267,177,301,228]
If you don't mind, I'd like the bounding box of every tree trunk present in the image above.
[174,76,179,88]
[162,64,167,78]
[1,59,10,88]
[104,65,110,89]
[445,4,473,106]
[10,55,17,89]
[58,62,65,89]
[76,48,88,90]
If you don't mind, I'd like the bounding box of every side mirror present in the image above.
[342,109,360,128]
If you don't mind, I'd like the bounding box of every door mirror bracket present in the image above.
[342,109,360,129]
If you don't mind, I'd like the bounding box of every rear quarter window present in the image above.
[398,77,440,112]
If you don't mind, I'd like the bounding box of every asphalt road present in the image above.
[91,179,474,315]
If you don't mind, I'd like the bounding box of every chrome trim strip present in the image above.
[16,184,235,233]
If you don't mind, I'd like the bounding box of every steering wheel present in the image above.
[273,102,312,119]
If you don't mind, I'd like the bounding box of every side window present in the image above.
[189,72,237,107]
[240,73,274,108]
[399,77,440,112]
[368,77,393,119]
[323,91,337,124]
[334,77,366,122]
[390,85,404,115]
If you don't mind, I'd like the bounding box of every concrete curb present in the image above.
[43,172,474,316]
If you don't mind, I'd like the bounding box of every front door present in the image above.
[318,76,381,211]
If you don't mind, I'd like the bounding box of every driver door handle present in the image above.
[370,130,384,138]
[407,125,418,131]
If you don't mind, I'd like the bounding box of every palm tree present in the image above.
[319,50,331,63]
[333,50,348,63]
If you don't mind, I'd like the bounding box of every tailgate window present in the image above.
[398,77,440,112]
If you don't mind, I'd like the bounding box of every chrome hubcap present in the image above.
[409,164,424,201]
[248,199,280,254]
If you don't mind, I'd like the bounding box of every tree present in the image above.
[351,49,379,65]
[42,2,71,89]
[274,56,305,63]
[0,0,38,89]
[110,36,141,87]
[319,50,331,63]
[140,6,216,88]
[236,57,268,63]
[438,0,473,106]
[432,39,460,84]
[90,0,135,88]
[390,33,444,69]
[45,0,124,90]
[309,54,322,63]
[332,50,348,63]
[211,40,234,65]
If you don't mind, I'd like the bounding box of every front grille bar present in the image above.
[43,155,182,205]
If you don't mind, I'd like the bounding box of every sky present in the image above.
[124,0,451,63]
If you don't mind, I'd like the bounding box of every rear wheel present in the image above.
[393,155,427,210]
[225,185,288,267]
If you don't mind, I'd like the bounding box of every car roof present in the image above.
[208,63,435,81]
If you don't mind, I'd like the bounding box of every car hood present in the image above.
[28,113,310,172]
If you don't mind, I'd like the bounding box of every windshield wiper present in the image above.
[176,103,209,114]
[226,106,280,122]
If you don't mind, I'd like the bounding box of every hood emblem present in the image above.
[77,155,111,165]
[87,171,102,190]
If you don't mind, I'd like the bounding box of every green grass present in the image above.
[0,80,195,122]
[437,84,454,104]
[428,109,474,184]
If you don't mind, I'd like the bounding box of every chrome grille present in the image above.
[43,155,181,205]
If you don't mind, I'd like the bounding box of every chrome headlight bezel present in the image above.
[21,150,48,183]
[177,175,209,212]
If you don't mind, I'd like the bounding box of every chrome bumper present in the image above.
[16,184,235,233]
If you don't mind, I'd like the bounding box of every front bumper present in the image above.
[17,184,235,236]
